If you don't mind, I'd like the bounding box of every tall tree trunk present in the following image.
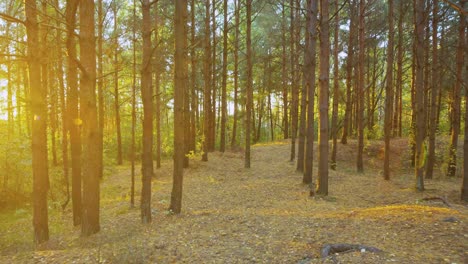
[462,14,467,201]
[384,0,395,180]
[190,0,197,154]
[282,3,289,140]
[414,0,426,191]
[231,0,240,149]
[141,0,154,223]
[304,0,318,186]
[290,0,299,162]
[65,0,81,227]
[330,0,340,170]
[97,0,104,179]
[356,0,365,173]
[202,0,212,162]
[447,0,466,177]
[394,0,405,138]
[425,0,439,179]
[341,0,356,145]
[80,0,100,236]
[26,0,49,244]
[245,0,253,169]
[131,0,137,207]
[210,0,217,152]
[220,0,228,152]
[155,2,162,169]
[113,4,123,166]
[316,0,330,195]
[170,0,187,214]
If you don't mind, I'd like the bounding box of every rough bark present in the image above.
[414,0,426,191]
[141,0,154,223]
[113,3,123,166]
[80,0,100,236]
[245,0,253,169]
[384,0,395,180]
[202,0,212,162]
[26,0,49,244]
[356,0,365,173]
[304,0,317,185]
[330,0,340,171]
[220,0,228,152]
[316,0,330,196]
[231,0,240,149]
[170,0,187,214]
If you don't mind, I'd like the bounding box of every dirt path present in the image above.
[1,141,467,263]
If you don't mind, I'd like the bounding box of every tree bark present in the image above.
[426,0,439,179]
[26,0,49,244]
[65,0,81,227]
[290,0,299,162]
[282,3,289,140]
[231,0,240,149]
[316,0,330,195]
[384,0,395,180]
[414,0,426,191]
[80,0,100,236]
[202,0,212,162]
[97,0,104,179]
[447,0,466,177]
[113,3,123,166]
[220,0,228,152]
[131,0,137,207]
[170,0,188,214]
[245,0,253,169]
[356,0,365,173]
[330,0,340,171]
[141,0,154,223]
[304,0,318,186]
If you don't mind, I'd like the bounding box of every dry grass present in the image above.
[0,138,467,263]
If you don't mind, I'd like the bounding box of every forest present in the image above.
[0,0,467,263]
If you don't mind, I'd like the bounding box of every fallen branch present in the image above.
[422,196,452,207]
[321,243,382,258]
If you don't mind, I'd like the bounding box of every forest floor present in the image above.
[0,138,467,263]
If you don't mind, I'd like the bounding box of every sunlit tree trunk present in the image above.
[384,0,395,180]
[341,0,356,145]
[97,0,104,179]
[26,0,49,244]
[65,0,81,227]
[414,0,426,191]
[426,0,439,179]
[316,0,330,195]
[210,0,217,152]
[394,0,405,138]
[447,0,466,177]
[190,0,197,154]
[170,0,188,214]
[154,2,162,169]
[245,0,253,169]
[290,0,299,162]
[330,0,340,170]
[131,0,137,207]
[304,0,317,186]
[80,0,100,236]
[112,3,123,166]
[202,0,212,162]
[141,0,154,223]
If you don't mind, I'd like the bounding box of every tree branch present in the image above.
[0,13,25,25]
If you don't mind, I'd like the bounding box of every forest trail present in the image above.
[1,140,467,263]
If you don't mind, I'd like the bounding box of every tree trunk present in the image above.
[282,3,289,140]
[330,0,340,170]
[414,0,426,191]
[425,0,439,179]
[356,0,365,173]
[80,0,100,236]
[316,0,330,196]
[141,0,154,223]
[155,2,162,169]
[447,0,466,177]
[290,0,299,162]
[202,0,212,162]
[245,0,253,169]
[210,0,217,152]
[341,0,356,145]
[113,4,123,166]
[97,0,104,179]
[190,0,197,154]
[394,0,405,138]
[65,0,81,227]
[231,0,240,149]
[26,0,49,244]
[384,0,395,180]
[131,0,137,207]
[170,0,187,214]
[220,0,228,152]
[304,0,318,186]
